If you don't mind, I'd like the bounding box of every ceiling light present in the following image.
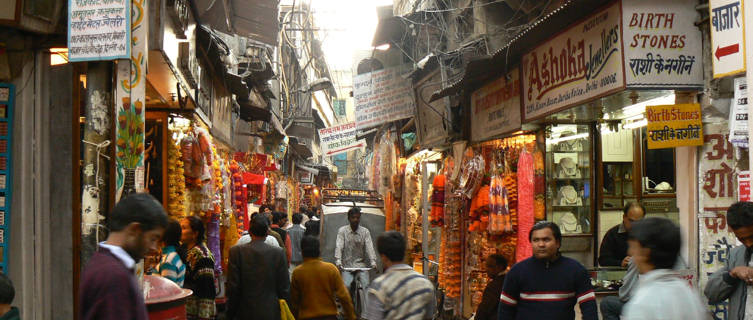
[623,119,648,130]
[548,133,589,144]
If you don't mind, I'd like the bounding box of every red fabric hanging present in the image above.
[516,150,535,262]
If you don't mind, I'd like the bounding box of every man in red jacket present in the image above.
[79,193,168,320]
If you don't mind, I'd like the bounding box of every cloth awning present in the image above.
[192,0,280,46]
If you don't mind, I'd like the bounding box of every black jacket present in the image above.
[475,273,505,320]
[227,240,290,320]
[598,224,628,267]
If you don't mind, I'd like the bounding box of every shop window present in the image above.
[640,128,676,194]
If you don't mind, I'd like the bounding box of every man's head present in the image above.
[108,193,168,261]
[348,207,362,231]
[292,213,303,225]
[377,231,406,266]
[727,201,753,248]
[627,217,681,274]
[180,216,205,247]
[301,235,320,258]
[250,214,270,238]
[485,254,508,278]
[0,273,13,308]
[272,211,286,226]
[622,202,646,232]
[259,205,273,214]
[529,221,562,261]
[163,219,182,248]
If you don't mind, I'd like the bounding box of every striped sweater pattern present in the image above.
[367,265,434,320]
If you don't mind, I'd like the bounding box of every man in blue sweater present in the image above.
[499,221,597,320]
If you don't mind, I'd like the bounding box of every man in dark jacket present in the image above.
[79,193,168,320]
[598,202,645,267]
[474,254,507,320]
[227,215,290,320]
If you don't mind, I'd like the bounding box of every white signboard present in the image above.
[521,2,625,122]
[470,68,521,141]
[354,65,416,130]
[730,77,748,147]
[68,0,131,62]
[622,0,704,88]
[318,122,366,157]
[710,0,746,78]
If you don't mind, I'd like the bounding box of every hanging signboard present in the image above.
[68,0,131,62]
[470,68,521,141]
[645,103,703,149]
[730,77,748,148]
[739,171,751,202]
[709,0,746,78]
[622,0,703,88]
[318,122,366,157]
[0,84,13,273]
[415,71,449,148]
[521,1,625,122]
[354,65,415,130]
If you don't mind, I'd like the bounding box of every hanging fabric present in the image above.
[516,148,535,262]
[533,146,546,221]
[430,173,446,226]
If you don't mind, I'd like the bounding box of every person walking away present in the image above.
[622,218,709,319]
[599,202,646,267]
[705,201,753,320]
[271,211,292,263]
[227,215,290,320]
[291,236,355,320]
[158,219,186,286]
[0,272,19,319]
[474,254,507,320]
[304,216,320,237]
[335,207,377,289]
[79,193,168,320]
[362,231,434,320]
[288,213,306,273]
[180,216,217,320]
[499,221,597,320]
[237,212,282,248]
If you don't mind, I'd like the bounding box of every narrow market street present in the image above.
[0,0,750,319]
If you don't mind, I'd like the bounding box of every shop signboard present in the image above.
[698,123,742,320]
[318,122,366,157]
[645,103,703,149]
[622,0,703,88]
[0,84,13,273]
[709,0,746,78]
[470,68,521,141]
[521,1,625,122]
[68,0,130,62]
[353,65,415,130]
[730,77,748,148]
[738,171,750,202]
[415,71,449,148]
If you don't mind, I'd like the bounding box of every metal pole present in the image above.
[421,161,429,275]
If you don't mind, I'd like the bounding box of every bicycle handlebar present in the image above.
[342,267,373,271]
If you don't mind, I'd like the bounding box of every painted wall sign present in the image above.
[645,103,703,149]
[318,122,366,157]
[68,0,131,61]
[622,0,703,88]
[470,68,521,141]
[353,65,416,130]
[709,0,746,78]
[521,1,625,122]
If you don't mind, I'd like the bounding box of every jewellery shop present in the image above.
[518,0,701,296]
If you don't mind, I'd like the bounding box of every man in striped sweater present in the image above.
[499,221,597,320]
[362,231,435,320]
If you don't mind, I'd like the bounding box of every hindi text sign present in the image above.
[318,122,366,157]
[354,65,416,130]
[521,2,625,121]
[646,103,703,149]
[622,0,704,88]
[471,68,521,141]
[709,0,746,78]
[68,0,131,62]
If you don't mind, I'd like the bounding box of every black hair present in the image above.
[304,220,320,237]
[272,211,286,225]
[628,217,681,269]
[528,221,562,243]
[109,193,168,232]
[488,254,508,270]
[377,231,405,262]
[259,204,272,213]
[0,273,13,305]
[250,215,269,237]
[348,206,362,218]
[728,201,753,229]
[163,219,182,247]
[292,213,303,224]
[185,215,205,243]
[623,202,647,216]
[299,206,308,214]
[301,236,320,258]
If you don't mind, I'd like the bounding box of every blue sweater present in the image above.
[499,255,597,320]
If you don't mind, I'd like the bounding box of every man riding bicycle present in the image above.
[335,207,377,290]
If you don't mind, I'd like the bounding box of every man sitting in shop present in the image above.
[598,202,646,267]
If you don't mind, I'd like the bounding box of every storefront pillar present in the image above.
[675,91,699,272]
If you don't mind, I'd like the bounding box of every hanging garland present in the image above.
[167,130,187,218]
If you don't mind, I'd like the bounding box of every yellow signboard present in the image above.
[646,103,703,149]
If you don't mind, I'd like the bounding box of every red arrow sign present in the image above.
[715,44,740,60]
[327,143,365,155]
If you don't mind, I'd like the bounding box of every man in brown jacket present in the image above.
[291,236,355,320]
[474,254,508,320]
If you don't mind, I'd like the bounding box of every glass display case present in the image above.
[601,163,636,210]
[546,124,593,235]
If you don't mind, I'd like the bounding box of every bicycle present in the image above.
[342,267,372,318]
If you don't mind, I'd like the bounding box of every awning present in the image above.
[430,0,613,102]
[237,99,272,122]
[296,164,319,175]
[242,172,266,185]
[289,137,313,158]
[192,0,280,46]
